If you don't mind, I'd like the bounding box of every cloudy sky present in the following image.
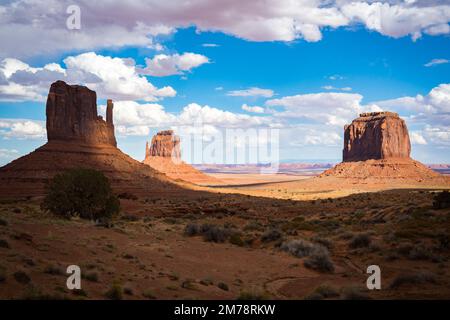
[0,0,449,165]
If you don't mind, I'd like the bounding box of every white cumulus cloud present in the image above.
[0,1,449,59]
[0,119,46,139]
[241,104,265,113]
[266,92,370,126]
[139,52,209,77]
[0,52,177,102]
[410,131,427,145]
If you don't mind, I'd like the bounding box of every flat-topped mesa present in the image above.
[145,130,181,160]
[46,80,117,146]
[343,111,411,162]
[358,111,399,119]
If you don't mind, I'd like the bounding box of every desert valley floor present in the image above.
[1,170,449,300]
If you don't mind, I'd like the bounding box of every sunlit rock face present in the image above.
[343,112,411,162]
[145,130,181,160]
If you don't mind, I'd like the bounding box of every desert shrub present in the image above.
[218,282,229,291]
[184,223,231,243]
[305,285,339,300]
[281,239,334,273]
[280,239,323,258]
[44,265,64,276]
[42,168,120,221]
[389,272,437,289]
[22,285,66,300]
[349,233,371,249]
[82,271,99,282]
[243,221,264,231]
[184,223,201,236]
[261,228,283,243]
[14,271,31,284]
[408,244,435,261]
[229,234,244,247]
[304,248,335,273]
[203,225,229,243]
[237,289,269,300]
[105,282,123,300]
[433,191,450,209]
[199,223,215,234]
[311,236,333,249]
[181,279,197,290]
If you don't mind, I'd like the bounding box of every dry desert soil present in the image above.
[0,172,449,300]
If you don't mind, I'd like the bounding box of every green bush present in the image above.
[42,168,120,221]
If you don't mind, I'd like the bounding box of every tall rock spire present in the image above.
[106,99,114,125]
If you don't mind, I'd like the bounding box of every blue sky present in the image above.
[0,1,449,165]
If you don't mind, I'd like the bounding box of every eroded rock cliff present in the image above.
[343,112,410,162]
[146,130,181,159]
[321,111,445,183]
[46,80,116,146]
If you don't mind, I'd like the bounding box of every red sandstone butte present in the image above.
[143,130,220,185]
[343,112,411,162]
[146,130,181,160]
[0,81,184,198]
[322,111,446,182]
[46,80,117,146]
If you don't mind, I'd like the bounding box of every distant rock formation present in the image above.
[0,81,186,198]
[46,80,116,146]
[145,130,181,160]
[343,112,410,162]
[321,111,447,183]
[143,130,220,185]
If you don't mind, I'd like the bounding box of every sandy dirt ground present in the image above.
[1,174,449,299]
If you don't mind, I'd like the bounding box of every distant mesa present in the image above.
[343,112,410,162]
[322,111,447,183]
[143,130,220,185]
[145,130,181,160]
[0,81,183,198]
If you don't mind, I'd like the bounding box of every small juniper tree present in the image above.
[42,168,120,220]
